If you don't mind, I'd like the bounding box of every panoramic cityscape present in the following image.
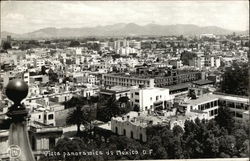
[0,1,249,161]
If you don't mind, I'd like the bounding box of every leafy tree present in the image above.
[173,125,184,136]
[147,136,168,159]
[41,66,47,75]
[215,107,234,134]
[133,104,140,112]
[2,41,12,50]
[232,129,248,149]
[218,135,237,157]
[180,51,197,65]
[69,40,80,47]
[66,106,85,136]
[203,133,220,158]
[96,95,128,122]
[66,100,95,137]
[188,89,197,99]
[220,62,248,96]
[48,69,59,83]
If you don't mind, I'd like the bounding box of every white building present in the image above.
[130,86,174,111]
[34,59,45,68]
[111,111,163,142]
[179,93,219,120]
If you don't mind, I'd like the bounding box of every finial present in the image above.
[5,79,29,120]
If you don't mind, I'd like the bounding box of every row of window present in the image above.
[198,100,218,111]
[115,127,143,141]
[219,100,249,110]
[38,114,54,120]
[209,109,218,117]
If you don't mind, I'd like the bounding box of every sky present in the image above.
[1,1,249,34]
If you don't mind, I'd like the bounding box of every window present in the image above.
[131,131,134,139]
[236,112,243,118]
[123,129,126,136]
[38,115,41,119]
[49,138,56,149]
[156,96,159,101]
[214,109,218,115]
[48,114,54,120]
[131,94,133,98]
[201,104,205,110]
[135,99,139,103]
[135,92,139,95]
[140,133,143,142]
[214,100,218,106]
[150,97,152,101]
[115,127,118,134]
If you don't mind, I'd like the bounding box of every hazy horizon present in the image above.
[1,1,249,34]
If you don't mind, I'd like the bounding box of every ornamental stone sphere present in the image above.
[6,79,28,104]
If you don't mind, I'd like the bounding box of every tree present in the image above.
[219,135,237,157]
[203,133,220,158]
[215,107,234,134]
[133,104,140,112]
[118,96,131,114]
[41,66,47,75]
[232,129,248,149]
[66,100,95,137]
[188,89,197,99]
[2,41,12,50]
[48,69,59,83]
[180,51,197,65]
[220,62,248,96]
[69,40,80,47]
[173,125,184,136]
[66,106,85,136]
[147,136,168,159]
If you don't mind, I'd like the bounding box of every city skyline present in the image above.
[1,1,249,34]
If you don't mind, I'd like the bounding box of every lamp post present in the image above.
[5,79,35,161]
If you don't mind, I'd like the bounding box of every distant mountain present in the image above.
[1,23,247,39]
[0,31,21,39]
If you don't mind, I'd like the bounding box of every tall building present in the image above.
[6,35,11,43]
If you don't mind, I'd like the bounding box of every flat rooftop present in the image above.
[193,79,214,86]
[184,93,219,106]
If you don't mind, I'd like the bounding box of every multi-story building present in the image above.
[34,59,45,68]
[103,73,155,88]
[130,86,174,111]
[214,92,249,123]
[189,56,205,69]
[104,70,202,88]
[100,86,131,100]
[179,94,219,120]
[180,92,249,122]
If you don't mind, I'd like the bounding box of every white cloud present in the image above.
[1,1,249,34]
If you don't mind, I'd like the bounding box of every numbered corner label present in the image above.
[7,145,21,159]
